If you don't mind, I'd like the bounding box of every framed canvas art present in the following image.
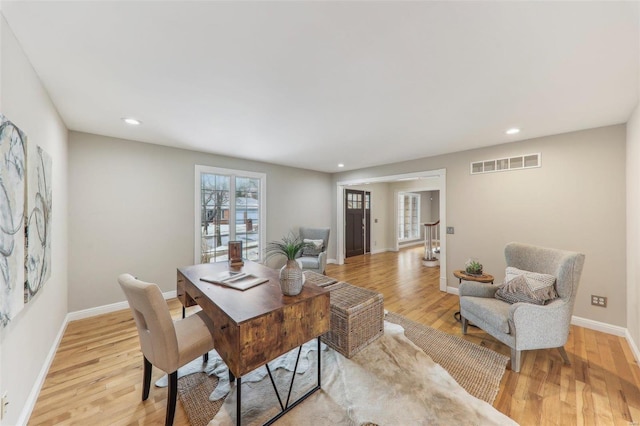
[0,114,27,326]
[25,144,52,303]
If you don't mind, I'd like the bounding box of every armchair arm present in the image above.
[459,282,498,298]
[509,299,571,349]
[318,252,327,274]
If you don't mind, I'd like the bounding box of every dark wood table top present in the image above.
[178,260,328,325]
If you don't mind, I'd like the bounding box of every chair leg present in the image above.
[142,356,152,401]
[166,371,178,426]
[461,316,468,334]
[510,348,521,373]
[557,346,571,365]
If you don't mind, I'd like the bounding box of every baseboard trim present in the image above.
[625,329,640,363]
[398,240,423,248]
[446,286,459,295]
[19,290,179,424]
[67,290,177,322]
[327,258,337,264]
[371,248,398,255]
[17,313,70,426]
[571,315,626,337]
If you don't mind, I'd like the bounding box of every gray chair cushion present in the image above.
[460,296,512,334]
[297,256,320,269]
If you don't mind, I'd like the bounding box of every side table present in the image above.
[453,270,494,285]
[453,270,494,323]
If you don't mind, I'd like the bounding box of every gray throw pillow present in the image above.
[302,239,324,256]
[495,267,558,305]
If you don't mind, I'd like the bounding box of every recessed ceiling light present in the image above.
[122,117,142,126]
[338,163,345,168]
[506,128,520,135]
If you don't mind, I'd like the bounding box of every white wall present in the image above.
[0,16,68,425]
[334,125,627,327]
[68,132,332,311]
[627,105,640,357]
[430,191,440,222]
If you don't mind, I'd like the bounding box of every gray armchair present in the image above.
[459,242,585,372]
[296,227,330,274]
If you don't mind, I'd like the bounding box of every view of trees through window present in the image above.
[198,167,264,263]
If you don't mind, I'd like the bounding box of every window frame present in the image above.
[397,192,421,241]
[194,165,267,264]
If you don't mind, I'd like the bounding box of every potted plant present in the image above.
[465,258,483,276]
[265,233,310,295]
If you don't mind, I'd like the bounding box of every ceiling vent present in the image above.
[470,153,541,175]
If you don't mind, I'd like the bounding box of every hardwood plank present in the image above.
[28,247,640,425]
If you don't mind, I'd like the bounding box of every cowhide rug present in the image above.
[206,322,518,425]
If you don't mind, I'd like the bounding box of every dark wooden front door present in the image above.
[345,189,365,258]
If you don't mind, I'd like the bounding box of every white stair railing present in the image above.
[423,220,440,264]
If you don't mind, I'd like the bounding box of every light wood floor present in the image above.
[29,247,640,425]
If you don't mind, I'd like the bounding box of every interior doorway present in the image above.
[336,169,447,292]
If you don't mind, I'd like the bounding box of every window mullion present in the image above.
[229,176,236,242]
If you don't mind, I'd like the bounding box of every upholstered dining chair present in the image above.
[296,227,330,274]
[118,274,215,426]
[458,242,585,372]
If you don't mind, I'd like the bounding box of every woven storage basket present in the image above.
[322,282,384,358]
[303,270,338,288]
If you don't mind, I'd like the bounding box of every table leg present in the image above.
[454,277,462,322]
[236,376,241,426]
[317,336,321,387]
[262,341,323,426]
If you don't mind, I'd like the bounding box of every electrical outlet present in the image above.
[446,227,455,234]
[591,295,607,307]
[1,392,8,419]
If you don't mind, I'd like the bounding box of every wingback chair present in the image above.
[458,243,585,372]
[296,227,330,274]
[118,274,216,426]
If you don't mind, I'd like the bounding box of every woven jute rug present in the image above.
[178,371,224,426]
[178,312,509,426]
[384,311,509,404]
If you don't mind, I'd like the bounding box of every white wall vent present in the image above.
[470,153,541,175]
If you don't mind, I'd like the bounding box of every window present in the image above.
[346,191,363,210]
[398,192,420,240]
[195,166,266,264]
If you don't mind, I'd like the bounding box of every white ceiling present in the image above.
[2,1,638,173]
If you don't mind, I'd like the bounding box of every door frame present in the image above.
[336,168,447,292]
[344,188,367,258]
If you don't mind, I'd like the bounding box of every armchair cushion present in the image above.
[495,267,558,305]
[459,297,512,334]
[297,256,320,270]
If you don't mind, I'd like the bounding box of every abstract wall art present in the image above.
[25,144,52,303]
[0,114,27,327]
